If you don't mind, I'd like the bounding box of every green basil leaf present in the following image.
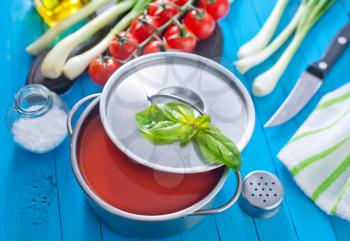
[194,125,241,170]
[135,102,242,171]
[140,121,196,143]
[155,102,195,124]
[135,102,196,143]
[194,114,211,129]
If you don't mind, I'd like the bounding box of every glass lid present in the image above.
[100,52,255,174]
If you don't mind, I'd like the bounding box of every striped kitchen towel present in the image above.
[278,82,350,221]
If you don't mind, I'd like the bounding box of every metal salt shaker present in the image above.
[239,171,284,218]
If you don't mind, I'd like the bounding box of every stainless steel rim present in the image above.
[67,93,101,136]
[69,95,242,221]
[100,52,256,174]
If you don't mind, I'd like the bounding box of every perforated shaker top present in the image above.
[240,171,284,218]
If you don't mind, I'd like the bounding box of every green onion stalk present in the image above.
[253,0,336,97]
[26,0,115,55]
[41,0,135,79]
[235,1,307,74]
[237,0,289,59]
[63,0,153,80]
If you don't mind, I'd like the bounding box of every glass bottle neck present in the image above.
[15,84,53,118]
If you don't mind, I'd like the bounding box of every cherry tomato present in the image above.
[170,0,188,6]
[148,0,179,25]
[164,24,197,53]
[109,32,138,61]
[184,9,215,40]
[199,0,230,20]
[89,56,121,86]
[143,39,167,55]
[130,15,160,43]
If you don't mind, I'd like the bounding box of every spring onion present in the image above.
[235,3,306,74]
[237,0,289,59]
[41,0,134,79]
[26,0,114,55]
[253,0,335,97]
[63,0,152,80]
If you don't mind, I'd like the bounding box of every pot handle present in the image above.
[191,170,243,216]
[67,94,101,136]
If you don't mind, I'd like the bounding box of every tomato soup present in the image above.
[77,109,225,215]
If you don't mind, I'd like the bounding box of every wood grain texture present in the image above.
[0,0,350,241]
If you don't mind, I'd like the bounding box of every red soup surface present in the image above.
[78,109,225,215]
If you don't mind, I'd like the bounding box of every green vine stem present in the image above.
[110,0,197,64]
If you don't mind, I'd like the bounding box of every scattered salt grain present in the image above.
[12,106,68,153]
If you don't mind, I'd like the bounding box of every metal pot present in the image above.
[67,52,255,238]
[68,95,242,239]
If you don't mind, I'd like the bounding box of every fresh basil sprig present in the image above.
[135,102,241,170]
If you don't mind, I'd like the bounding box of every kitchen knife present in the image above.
[265,22,350,128]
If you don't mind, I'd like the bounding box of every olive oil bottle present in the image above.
[35,0,90,26]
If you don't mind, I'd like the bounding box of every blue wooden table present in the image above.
[1,0,350,240]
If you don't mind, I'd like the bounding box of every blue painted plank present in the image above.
[181,216,220,241]
[339,0,350,14]
[81,72,103,96]
[8,1,104,240]
[216,6,273,241]
[0,114,62,241]
[234,1,347,241]
[210,8,260,241]
[0,1,62,241]
[331,217,350,241]
[2,0,350,240]
[53,79,103,241]
[213,174,259,241]
[223,1,300,241]
[100,224,141,241]
[4,0,43,105]
[145,235,182,241]
[225,0,349,241]
[259,3,350,240]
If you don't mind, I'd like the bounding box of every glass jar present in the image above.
[34,0,90,26]
[7,84,68,153]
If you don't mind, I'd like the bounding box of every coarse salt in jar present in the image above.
[7,84,68,153]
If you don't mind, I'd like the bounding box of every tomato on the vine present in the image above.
[143,39,167,55]
[170,0,188,7]
[148,0,179,25]
[199,0,230,20]
[164,24,197,53]
[130,15,160,43]
[184,9,215,40]
[89,56,121,86]
[109,32,138,61]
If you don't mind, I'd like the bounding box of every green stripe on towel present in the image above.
[290,109,350,143]
[311,154,350,201]
[280,83,350,221]
[317,91,350,110]
[291,135,350,176]
[331,178,350,214]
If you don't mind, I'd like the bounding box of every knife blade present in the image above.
[265,22,350,128]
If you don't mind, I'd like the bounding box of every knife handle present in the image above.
[307,22,350,79]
